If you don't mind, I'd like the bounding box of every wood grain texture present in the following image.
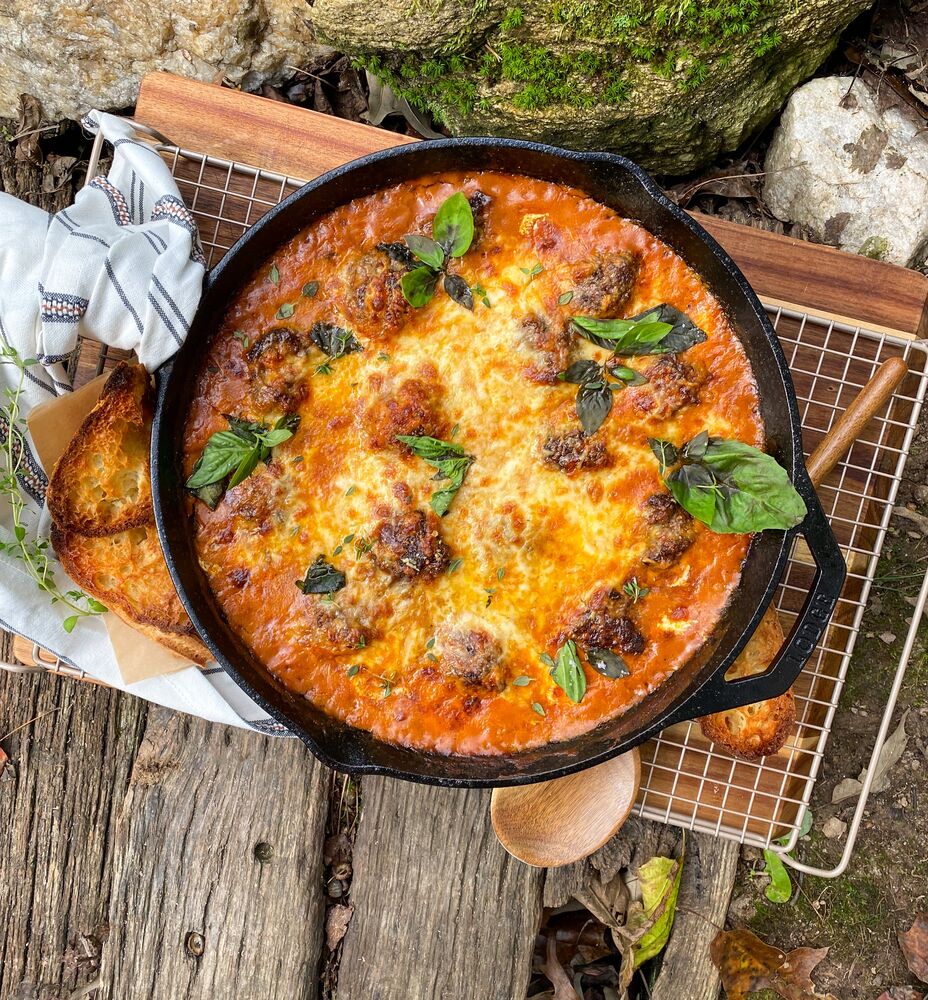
[338,779,544,1000]
[0,673,147,1000]
[135,72,928,339]
[650,834,739,1000]
[102,708,328,1000]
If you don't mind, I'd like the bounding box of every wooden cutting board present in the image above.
[134,72,928,340]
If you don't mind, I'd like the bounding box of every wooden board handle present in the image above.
[805,357,908,488]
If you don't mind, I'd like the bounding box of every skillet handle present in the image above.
[677,482,846,720]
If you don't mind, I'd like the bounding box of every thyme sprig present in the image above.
[0,346,106,631]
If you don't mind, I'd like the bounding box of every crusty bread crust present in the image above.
[48,362,209,666]
[698,609,796,761]
[46,362,154,536]
[51,522,209,666]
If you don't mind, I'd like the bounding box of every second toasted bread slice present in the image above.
[46,362,153,536]
[51,522,209,665]
[698,608,796,761]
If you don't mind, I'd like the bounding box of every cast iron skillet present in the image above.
[152,138,846,787]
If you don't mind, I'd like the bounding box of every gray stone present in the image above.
[764,76,928,267]
[0,0,324,121]
[310,0,874,174]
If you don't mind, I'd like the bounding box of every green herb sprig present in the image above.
[186,413,298,505]
[572,304,707,356]
[395,434,474,517]
[395,193,476,310]
[648,431,807,533]
[0,346,106,631]
[309,322,363,376]
[545,639,632,704]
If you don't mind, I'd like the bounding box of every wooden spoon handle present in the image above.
[805,356,908,488]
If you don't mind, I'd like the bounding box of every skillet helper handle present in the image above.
[689,356,908,714]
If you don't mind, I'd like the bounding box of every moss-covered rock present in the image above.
[311,0,875,174]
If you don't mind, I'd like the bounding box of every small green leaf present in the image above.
[347,664,360,678]
[648,438,679,475]
[532,702,545,716]
[426,637,436,650]
[405,234,445,270]
[295,555,347,595]
[520,262,543,281]
[14,524,25,542]
[269,263,279,284]
[496,567,505,581]
[540,651,556,669]
[302,280,319,297]
[558,290,574,305]
[87,598,108,613]
[432,192,474,257]
[345,485,357,497]
[551,640,587,703]
[276,302,295,319]
[762,848,793,903]
[447,557,463,574]
[576,381,613,435]
[586,647,630,679]
[62,615,79,633]
[512,675,532,687]
[401,266,439,308]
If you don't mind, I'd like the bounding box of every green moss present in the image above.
[858,235,890,260]
[349,0,784,123]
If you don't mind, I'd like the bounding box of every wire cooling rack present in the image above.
[5,129,928,878]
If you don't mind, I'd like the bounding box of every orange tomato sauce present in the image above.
[183,171,763,755]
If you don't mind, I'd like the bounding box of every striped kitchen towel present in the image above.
[0,111,288,736]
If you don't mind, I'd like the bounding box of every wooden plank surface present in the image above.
[102,709,329,1000]
[0,673,147,1000]
[338,780,544,1000]
[136,72,928,339]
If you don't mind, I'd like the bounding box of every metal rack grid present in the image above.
[6,132,928,879]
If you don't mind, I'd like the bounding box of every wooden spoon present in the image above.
[491,355,908,868]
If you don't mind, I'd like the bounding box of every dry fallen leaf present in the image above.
[900,914,928,984]
[540,934,581,1000]
[325,903,354,951]
[832,709,909,803]
[875,987,924,1000]
[711,928,840,1000]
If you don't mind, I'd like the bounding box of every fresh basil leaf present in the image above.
[667,462,719,525]
[261,427,294,448]
[228,448,262,489]
[607,363,648,386]
[432,192,474,258]
[443,273,473,310]
[401,266,439,308]
[698,438,807,533]
[376,241,418,269]
[226,415,266,441]
[559,359,602,384]
[649,437,679,475]
[632,303,708,354]
[684,429,710,459]
[572,313,672,353]
[190,480,225,510]
[396,435,467,461]
[405,234,445,270]
[587,647,630,679]
[295,555,347,595]
[576,381,613,436]
[309,322,363,360]
[185,430,254,489]
[551,640,587,703]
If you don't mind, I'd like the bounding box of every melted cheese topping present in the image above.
[183,171,763,755]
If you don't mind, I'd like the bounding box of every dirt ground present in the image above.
[727,414,928,998]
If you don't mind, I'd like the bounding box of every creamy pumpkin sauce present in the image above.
[183,171,763,755]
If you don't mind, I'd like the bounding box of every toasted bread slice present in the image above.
[698,608,796,761]
[46,362,153,536]
[51,522,209,666]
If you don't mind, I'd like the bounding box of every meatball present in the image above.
[245,327,310,408]
[435,621,503,686]
[225,470,283,533]
[371,509,450,580]
[542,429,612,473]
[468,190,491,243]
[301,598,367,653]
[364,377,444,450]
[517,312,573,385]
[642,493,698,565]
[337,250,410,339]
[570,252,639,318]
[562,586,646,656]
[633,356,703,420]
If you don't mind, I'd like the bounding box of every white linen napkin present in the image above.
[0,112,287,735]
